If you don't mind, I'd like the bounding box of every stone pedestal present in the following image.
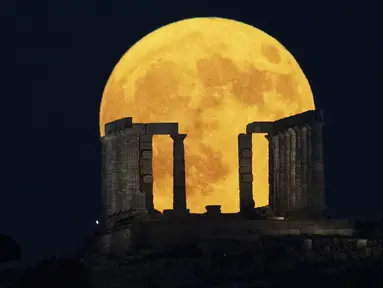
[238,133,254,212]
[171,134,187,212]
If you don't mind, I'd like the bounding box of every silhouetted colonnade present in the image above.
[240,110,325,217]
[102,110,325,224]
[101,118,188,223]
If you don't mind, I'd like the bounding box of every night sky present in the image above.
[1,1,360,267]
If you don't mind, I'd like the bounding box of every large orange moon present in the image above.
[100,17,315,213]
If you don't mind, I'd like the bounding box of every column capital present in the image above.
[171,134,187,141]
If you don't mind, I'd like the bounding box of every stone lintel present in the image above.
[145,123,178,135]
[272,110,324,135]
[246,121,273,134]
[105,117,133,135]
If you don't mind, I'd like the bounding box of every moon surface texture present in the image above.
[100,17,315,213]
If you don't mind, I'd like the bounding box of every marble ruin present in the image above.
[101,110,325,225]
[101,118,188,225]
[241,109,325,218]
[88,110,361,288]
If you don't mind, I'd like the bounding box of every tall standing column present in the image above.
[278,133,285,214]
[265,134,274,210]
[139,134,154,213]
[311,121,325,212]
[238,134,254,212]
[171,134,187,212]
[293,127,302,212]
[300,126,309,212]
[306,125,313,210]
[272,135,280,214]
[284,131,291,213]
[108,136,118,215]
[288,128,297,212]
[101,138,109,222]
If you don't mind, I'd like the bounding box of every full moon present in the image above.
[100,17,315,213]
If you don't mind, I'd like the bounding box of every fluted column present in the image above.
[284,131,291,212]
[171,134,187,212]
[139,134,154,212]
[238,133,254,212]
[293,127,302,211]
[288,128,297,212]
[108,136,118,215]
[300,125,312,212]
[272,135,280,213]
[311,121,325,211]
[265,134,274,210]
[306,125,313,210]
[101,139,109,222]
[278,133,285,214]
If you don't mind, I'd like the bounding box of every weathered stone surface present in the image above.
[272,135,280,212]
[105,117,133,135]
[239,158,252,167]
[240,148,252,158]
[238,133,254,212]
[171,134,187,212]
[278,133,285,214]
[284,131,291,211]
[238,134,252,149]
[140,159,152,175]
[239,166,252,174]
[311,121,325,212]
[239,182,252,192]
[246,121,272,134]
[141,150,152,159]
[141,174,153,183]
[241,173,253,182]
[293,127,302,210]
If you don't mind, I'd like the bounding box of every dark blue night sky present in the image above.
[1,0,362,267]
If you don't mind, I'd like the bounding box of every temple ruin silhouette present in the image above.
[101,109,325,223]
[84,110,358,288]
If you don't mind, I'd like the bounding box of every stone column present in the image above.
[284,131,291,213]
[101,138,109,222]
[288,128,297,212]
[139,134,154,213]
[265,134,274,210]
[171,134,187,212]
[278,133,285,214]
[300,126,310,212]
[311,121,325,212]
[120,134,129,212]
[272,135,280,214]
[238,134,254,212]
[108,136,118,215]
[293,127,302,212]
[306,125,313,210]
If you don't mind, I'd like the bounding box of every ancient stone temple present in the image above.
[240,110,325,218]
[101,118,187,226]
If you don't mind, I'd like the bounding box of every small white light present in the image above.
[96,220,99,224]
